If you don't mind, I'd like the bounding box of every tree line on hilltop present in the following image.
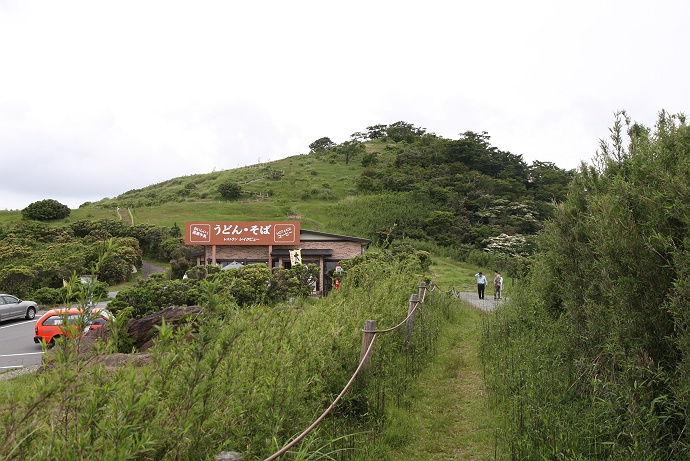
[310,121,574,254]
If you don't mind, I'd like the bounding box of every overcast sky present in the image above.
[2,0,688,211]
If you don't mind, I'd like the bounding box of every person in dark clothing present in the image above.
[474,272,487,299]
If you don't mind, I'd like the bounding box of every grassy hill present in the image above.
[0,142,387,232]
[1,131,572,257]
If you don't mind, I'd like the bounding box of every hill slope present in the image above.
[2,125,573,255]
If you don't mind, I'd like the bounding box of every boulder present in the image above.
[126,305,203,351]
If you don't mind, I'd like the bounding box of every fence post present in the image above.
[360,320,377,371]
[216,452,242,460]
[405,294,419,344]
[418,281,427,303]
[429,280,436,304]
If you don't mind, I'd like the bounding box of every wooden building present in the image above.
[185,222,370,295]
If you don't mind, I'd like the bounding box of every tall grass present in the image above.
[0,253,454,460]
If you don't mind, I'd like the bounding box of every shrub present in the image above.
[217,181,243,200]
[21,199,71,221]
[30,287,62,306]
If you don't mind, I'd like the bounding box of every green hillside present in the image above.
[2,124,573,254]
[0,122,574,303]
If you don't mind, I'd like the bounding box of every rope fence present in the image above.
[216,281,451,461]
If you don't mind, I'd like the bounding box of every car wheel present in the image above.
[25,306,36,320]
[48,336,59,348]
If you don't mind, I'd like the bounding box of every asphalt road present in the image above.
[0,314,45,370]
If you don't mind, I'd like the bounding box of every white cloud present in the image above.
[1,0,689,210]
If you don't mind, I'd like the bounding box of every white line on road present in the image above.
[0,319,38,329]
[1,365,25,369]
[0,352,44,358]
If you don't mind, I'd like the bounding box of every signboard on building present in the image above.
[184,222,300,246]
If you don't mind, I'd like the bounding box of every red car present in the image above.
[34,307,112,345]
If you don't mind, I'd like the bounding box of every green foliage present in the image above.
[482,111,690,459]
[385,121,427,142]
[21,198,71,221]
[2,228,144,289]
[0,249,456,460]
[112,306,135,353]
[331,192,430,245]
[111,263,321,317]
[210,264,272,306]
[110,279,201,318]
[98,237,141,284]
[0,264,35,297]
[360,152,379,167]
[308,136,335,152]
[30,286,63,306]
[333,140,365,165]
[218,180,243,200]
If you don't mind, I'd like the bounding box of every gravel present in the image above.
[0,364,40,381]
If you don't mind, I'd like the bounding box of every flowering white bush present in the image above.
[483,233,529,256]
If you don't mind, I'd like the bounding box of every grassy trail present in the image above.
[385,302,497,460]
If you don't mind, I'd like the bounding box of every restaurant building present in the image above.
[185,221,370,294]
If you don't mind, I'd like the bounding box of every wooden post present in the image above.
[360,320,376,371]
[406,294,419,344]
[429,281,436,304]
[418,281,427,303]
[215,452,242,460]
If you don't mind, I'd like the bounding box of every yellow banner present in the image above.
[289,249,302,265]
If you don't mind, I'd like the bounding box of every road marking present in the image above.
[1,365,25,369]
[0,352,44,358]
[0,319,38,329]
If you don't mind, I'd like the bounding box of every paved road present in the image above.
[0,315,45,370]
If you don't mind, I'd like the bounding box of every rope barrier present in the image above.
[257,280,458,460]
[362,300,421,334]
[263,333,379,461]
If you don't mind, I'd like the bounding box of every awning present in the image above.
[270,249,333,257]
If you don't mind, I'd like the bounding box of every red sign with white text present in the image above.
[184,222,300,245]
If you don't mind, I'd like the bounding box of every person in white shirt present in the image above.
[474,272,488,299]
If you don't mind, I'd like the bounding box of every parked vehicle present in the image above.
[0,294,38,322]
[34,307,112,345]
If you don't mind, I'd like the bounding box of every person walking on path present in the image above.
[474,272,488,299]
[493,270,503,299]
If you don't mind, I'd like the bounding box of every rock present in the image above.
[126,305,203,350]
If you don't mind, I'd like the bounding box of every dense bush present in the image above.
[218,180,243,200]
[29,287,63,306]
[111,263,321,318]
[0,219,186,295]
[21,199,71,221]
[482,111,690,459]
[109,279,201,318]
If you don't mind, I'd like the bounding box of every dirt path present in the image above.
[453,291,505,311]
